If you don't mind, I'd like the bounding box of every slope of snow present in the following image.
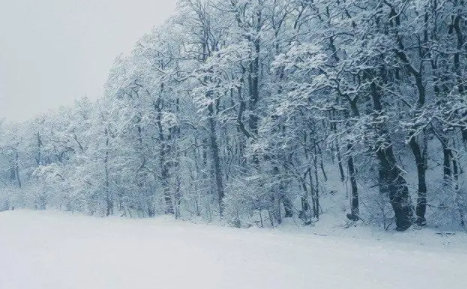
[1,210,466,289]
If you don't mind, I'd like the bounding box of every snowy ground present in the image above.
[1,210,467,289]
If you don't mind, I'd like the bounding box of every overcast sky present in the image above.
[0,0,176,122]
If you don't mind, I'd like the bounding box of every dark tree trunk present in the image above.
[376,147,412,231]
[346,100,360,221]
[278,160,294,219]
[104,131,113,217]
[443,144,452,183]
[282,196,294,218]
[15,151,21,189]
[161,152,174,215]
[370,79,412,231]
[452,156,465,227]
[312,143,320,220]
[336,140,345,183]
[36,132,42,165]
[347,143,359,221]
[409,137,427,226]
[155,94,174,216]
[208,103,225,217]
[248,10,261,138]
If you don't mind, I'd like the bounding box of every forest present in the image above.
[1,0,466,232]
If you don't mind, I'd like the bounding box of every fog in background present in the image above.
[0,0,176,121]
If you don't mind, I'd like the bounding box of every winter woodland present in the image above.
[1,0,467,232]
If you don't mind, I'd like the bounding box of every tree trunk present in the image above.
[208,103,225,217]
[282,196,294,217]
[155,95,174,215]
[346,100,360,221]
[370,80,412,231]
[15,151,21,189]
[452,156,465,227]
[409,136,427,226]
[336,139,345,182]
[347,143,359,221]
[104,131,113,217]
[161,149,174,215]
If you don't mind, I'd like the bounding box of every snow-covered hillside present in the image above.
[1,210,466,289]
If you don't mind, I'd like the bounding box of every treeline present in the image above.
[1,0,467,231]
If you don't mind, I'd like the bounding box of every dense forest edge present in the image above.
[1,0,467,232]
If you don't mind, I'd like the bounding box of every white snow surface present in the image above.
[1,210,467,289]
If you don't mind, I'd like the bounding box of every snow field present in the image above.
[1,210,466,289]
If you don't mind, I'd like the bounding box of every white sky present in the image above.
[0,0,177,121]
